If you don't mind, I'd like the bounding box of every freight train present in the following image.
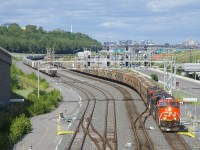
[23,56,57,77]
[75,68,181,131]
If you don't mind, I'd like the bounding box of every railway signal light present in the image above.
[107,62,110,67]
[107,55,110,59]
[144,45,148,51]
[88,55,90,59]
[126,46,128,51]
[88,62,90,66]
[126,62,129,67]
[107,46,109,51]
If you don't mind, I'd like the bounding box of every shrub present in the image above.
[150,74,158,82]
[0,132,10,149]
[9,114,31,143]
[27,89,62,116]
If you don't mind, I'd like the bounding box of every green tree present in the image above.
[25,25,38,33]
[10,114,31,143]
[0,23,101,53]
[7,23,22,37]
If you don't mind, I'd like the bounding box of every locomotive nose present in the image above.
[161,106,180,121]
[168,107,171,111]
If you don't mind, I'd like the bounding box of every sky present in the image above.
[0,0,200,44]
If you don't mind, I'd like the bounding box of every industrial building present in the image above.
[0,47,11,108]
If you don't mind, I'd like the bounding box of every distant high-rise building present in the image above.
[126,40,132,45]
[182,38,198,47]
[119,40,126,45]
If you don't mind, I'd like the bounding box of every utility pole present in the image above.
[190,47,192,63]
[37,62,40,98]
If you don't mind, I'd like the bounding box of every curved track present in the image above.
[107,81,154,150]
[56,70,191,150]
[66,70,155,150]
[70,69,191,150]
[56,72,118,149]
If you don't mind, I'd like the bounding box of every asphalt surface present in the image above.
[14,61,81,150]
[133,67,200,99]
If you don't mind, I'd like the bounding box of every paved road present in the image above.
[133,67,200,99]
[14,61,81,150]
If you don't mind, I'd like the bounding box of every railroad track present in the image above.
[57,70,191,150]
[110,83,154,150]
[54,75,104,149]
[68,100,96,149]
[56,76,97,149]
[56,72,118,149]
[163,132,190,150]
[67,70,155,149]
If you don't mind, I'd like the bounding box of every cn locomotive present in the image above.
[23,56,57,77]
[76,68,181,131]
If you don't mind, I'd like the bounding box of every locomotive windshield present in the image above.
[158,101,179,108]
[159,102,168,107]
[170,102,179,108]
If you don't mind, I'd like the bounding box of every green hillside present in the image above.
[0,23,102,54]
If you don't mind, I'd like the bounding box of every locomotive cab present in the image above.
[155,98,180,131]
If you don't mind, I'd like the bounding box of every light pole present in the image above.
[37,62,40,98]
[73,49,79,68]
[190,47,192,63]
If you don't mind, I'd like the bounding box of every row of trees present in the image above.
[0,23,102,54]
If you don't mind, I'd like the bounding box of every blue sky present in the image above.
[0,0,200,44]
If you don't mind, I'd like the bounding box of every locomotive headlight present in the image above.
[174,118,177,120]
[168,107,171,111]
[163,117,166,120]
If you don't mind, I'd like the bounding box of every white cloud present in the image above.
[147,0,198,12]
[0,0,200,43]
[98,21,127,28]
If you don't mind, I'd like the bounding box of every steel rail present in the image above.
[58,72,118,149]
[70,70,155,150]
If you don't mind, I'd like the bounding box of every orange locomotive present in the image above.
[147,88,180,131]
[76,68,181,131]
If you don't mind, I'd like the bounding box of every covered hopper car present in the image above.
[75,68,181,131]
[23,56,57,77]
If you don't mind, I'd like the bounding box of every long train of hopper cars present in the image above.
[75,68,181,131]
[23,56,57,77]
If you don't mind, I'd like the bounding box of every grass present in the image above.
[172,49,200,63]
[14,88,34,98]
[152,49,200,64]
[19,76,49,90]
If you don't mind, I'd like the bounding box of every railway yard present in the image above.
[14,60,200,150]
